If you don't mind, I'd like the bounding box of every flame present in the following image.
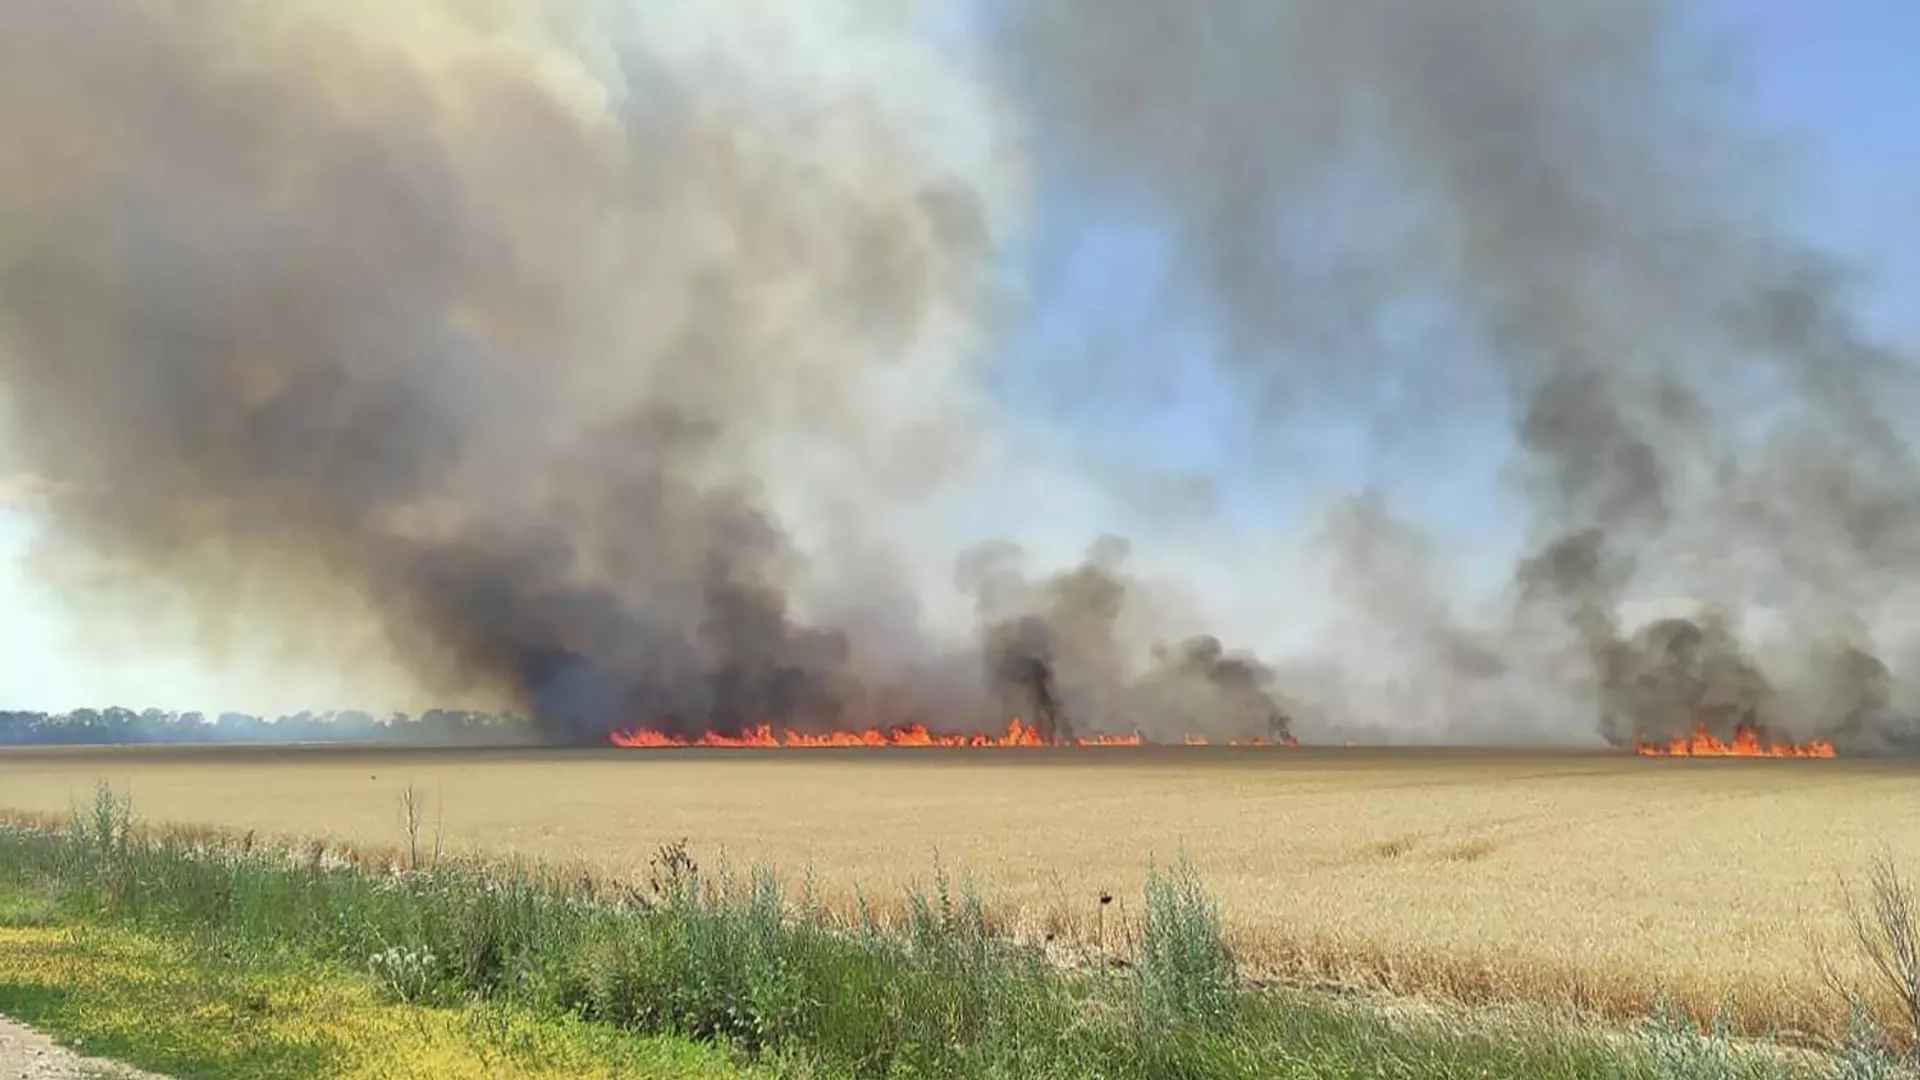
[1633,723,1836,759]
[609,718,1295,749]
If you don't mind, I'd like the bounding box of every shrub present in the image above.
[1139,852,1236,1025]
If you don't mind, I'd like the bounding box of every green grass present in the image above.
[0,918,764,1079]
[0,785,1909,1079]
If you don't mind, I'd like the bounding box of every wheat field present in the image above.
[1,745,1914,1036]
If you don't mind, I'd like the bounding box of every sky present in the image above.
[2,1,1917,715]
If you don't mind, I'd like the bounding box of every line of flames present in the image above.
[1633,723,1837,758]
[609,718,1838,757]
[609,717,1297,749]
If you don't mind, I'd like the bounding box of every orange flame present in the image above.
[608,718,1296,749]
[1633,723,1836,759]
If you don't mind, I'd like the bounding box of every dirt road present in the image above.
[0,1016,170,1079]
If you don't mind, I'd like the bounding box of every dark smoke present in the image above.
[2,1,1917,752]
[983,615,1068,741]
[0,0,1008,741]
[961,537,1295,744]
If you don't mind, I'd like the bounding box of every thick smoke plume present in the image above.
[1,1,1916,751]
[960,537,1294,744]
[0,0,1011,741]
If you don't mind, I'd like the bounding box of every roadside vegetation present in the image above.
[0,785,1912,1080]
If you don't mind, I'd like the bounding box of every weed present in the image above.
[1139,852,1236,1025]
[1641,995,1749,1079]
[369,944,439,1004]
[1836,854,1920,1060]
[1839,995,1902,1080]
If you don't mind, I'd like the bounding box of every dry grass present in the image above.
[1,744,1915,1043]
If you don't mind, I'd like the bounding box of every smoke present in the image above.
[1,1,1916,751]
[986,0,1920,753]
[958,536,1294,743]
[0,0,1021,741]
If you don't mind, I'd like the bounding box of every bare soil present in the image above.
[0,1014,170,1079]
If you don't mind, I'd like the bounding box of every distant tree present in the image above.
[0,705,535,746]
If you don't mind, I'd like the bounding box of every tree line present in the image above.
[0,708,533,746]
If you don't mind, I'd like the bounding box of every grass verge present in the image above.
[0,917,761,1079]
[0,785,1910,1079]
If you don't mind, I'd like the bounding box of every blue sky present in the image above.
[3,3,1917,713]
[1712,0,1920,339]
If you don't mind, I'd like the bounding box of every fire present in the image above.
[611,718,1044,749]
[1634,723,1837,759]
[609,717,1297,749]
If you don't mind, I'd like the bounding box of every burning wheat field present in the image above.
[4,0,1920,1068]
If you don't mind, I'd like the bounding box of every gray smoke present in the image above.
[989,0,1920,752]
[959,537,1294,743]
[0,0,1019,741]
[2,1,1916,751]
